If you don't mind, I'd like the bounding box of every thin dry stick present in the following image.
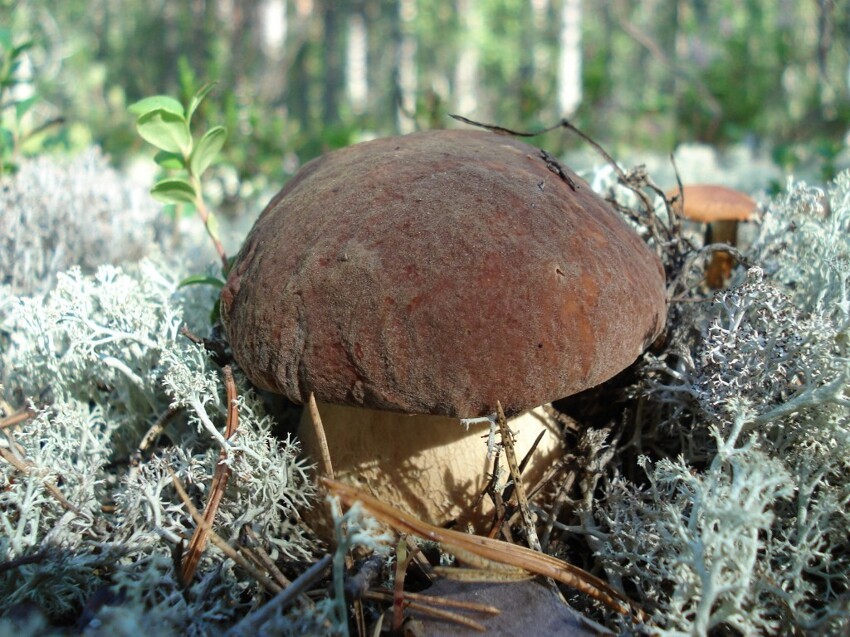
[307,392,334,479]
[0,445,82,515]
[539,462,578,551]
[224,554,333,637]
[323,477,637,618]
[0,550,50,575]
[500,430,546,506]
[243,526,292,588]
[392,535,412,631]
[496,401,542,554]
[449,113,668,249]
[363,590,494,632]
[167,466,282,595]
[181,366,239,584]
[0,406,35,430]
[132,406,181,469]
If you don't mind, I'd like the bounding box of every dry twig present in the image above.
[224,555,333,637]
[364,589,499,633]
[0,405,35,430]
[496,401,542,553]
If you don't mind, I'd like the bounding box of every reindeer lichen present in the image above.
[595,173,850,635]
[0,260,319,634]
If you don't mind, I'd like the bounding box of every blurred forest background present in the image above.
[3,0,850,198]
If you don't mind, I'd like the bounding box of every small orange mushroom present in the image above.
[667,184,757,289]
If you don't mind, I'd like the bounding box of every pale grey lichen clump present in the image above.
[0,148,166,296]
[595,174,850,634]
[0,261,326,635]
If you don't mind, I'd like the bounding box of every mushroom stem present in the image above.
[704,219,740,289]
[298,402,562,531]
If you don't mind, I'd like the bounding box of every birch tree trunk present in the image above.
[346,11,368,114]
[396,0,418,133]
[558,0,582,116]
[454,0,481,117]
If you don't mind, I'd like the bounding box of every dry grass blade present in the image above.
[243,525,291,588]
[323,477,636,617]
[393,536,411,631]
[309,392,366,635]
[180,366,240,584]
[134,406,181,457]
[433,566,534,583]
[392,590,500,615]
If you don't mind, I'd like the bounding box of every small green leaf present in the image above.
[151,178,197,205]
[154,150,186,169]
[189,126,226,176]
[128,95,185,117]
[136,108,191,154]
[15,95,38,120]
[179,274,226,289]
[186,81,218,123]
[11,41,34,58]
[0,126,14,152]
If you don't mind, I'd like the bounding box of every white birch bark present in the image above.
[558,0,583,116]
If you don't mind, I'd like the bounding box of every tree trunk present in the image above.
[346,10,369,114]
[557,0,582,116]
[395,0,418,133]
[454,0,480,117]
[323,2,342,126]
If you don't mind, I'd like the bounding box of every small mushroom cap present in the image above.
[221,130,667,418]
[667,184,756,223]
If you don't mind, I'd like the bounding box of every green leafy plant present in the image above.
[128,83,229,275]
[0,28,63,176]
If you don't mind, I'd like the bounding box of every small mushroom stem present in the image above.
[298,402,562,533]
[705,219,739,289]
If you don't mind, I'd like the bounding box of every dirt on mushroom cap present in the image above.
[221,129,667,418]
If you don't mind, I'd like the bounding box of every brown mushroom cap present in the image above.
[221,129,667,418]
[667,184,756,223]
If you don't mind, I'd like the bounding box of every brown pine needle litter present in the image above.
[322,477,643,620]
[180,365,240,585]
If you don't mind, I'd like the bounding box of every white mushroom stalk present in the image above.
[299,402,562,528]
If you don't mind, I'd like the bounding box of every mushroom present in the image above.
[221,129,667,529]
[666,184,756,289]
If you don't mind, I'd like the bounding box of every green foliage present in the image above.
[0,27,62,174]
[129,82,226,209]
[6,1,848,183]
[129,82,230,314]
